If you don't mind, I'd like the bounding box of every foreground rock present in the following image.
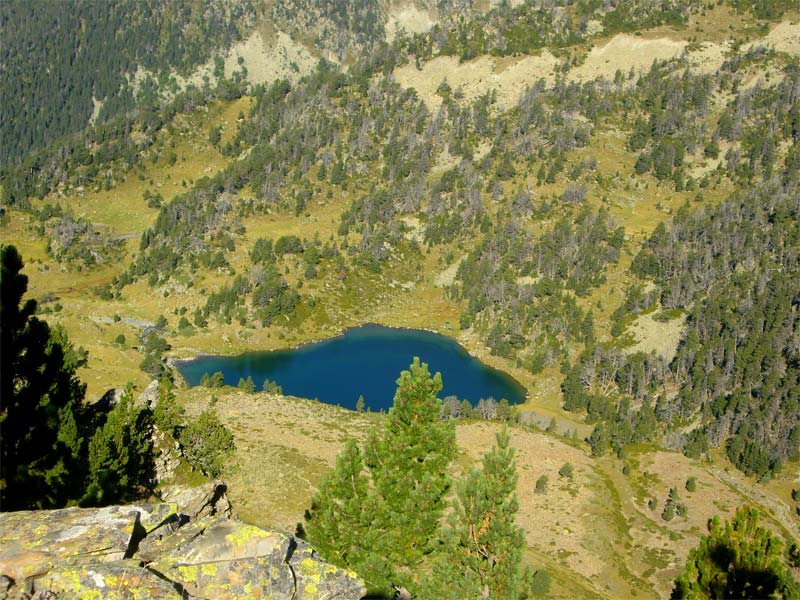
[0,490,364,599]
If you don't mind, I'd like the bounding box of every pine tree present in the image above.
[364,357,456,590]
[1,244,86,509]
[237,375,255,392]
[153,376,184,437]
[305,359,456,592]
[179,409,235,478]
[303,440,371,568]
[672,506,799,599]
[83,383,154,506]
[429,429,530,599]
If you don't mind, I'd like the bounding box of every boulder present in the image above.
[289,537,367,599]
[0,503,175,583]
[158,481,232,521]
[153,432,182,483]
[137,379,160,411]
[0,494,364,599]
[36,559,180,599]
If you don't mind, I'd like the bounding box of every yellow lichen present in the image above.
[176,564,199,583]
[225,523,274,548]
[300,557,322,583]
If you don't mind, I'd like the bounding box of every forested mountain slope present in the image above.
[0,0,259,170]
[3,0,798,479]
[1,1,799,597]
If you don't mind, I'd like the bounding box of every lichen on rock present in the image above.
[0,485,365,599]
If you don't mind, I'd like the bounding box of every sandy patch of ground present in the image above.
[686,138,731,178]
[431,145,461,173]
[88,96,104,126]
[394,52,560,112]
[434,254,465,287]
[385,5,437,43]
[571,34,686,82]
[397,18,798,112]
[132,30,316,98]
[473,139,492,162]
[686,41,731,75]
[741,64,786,90]
[584,19,604,37]
[626,311,686,362]
[224,30,317,85]
[401,216,425,243]
[396,33,731,113]
[747,19,800,56]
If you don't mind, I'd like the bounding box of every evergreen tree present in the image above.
[179,409,235,478]
[263,378,283,394]
[303,440,371,568]
[364,357,456,590]
[83,383,154,506]
[429,429,531,599]
[153,376,184,437]
[0,244,86,509]
[237,376,256,392]
[305,359,456,593]
[672,506,799,599]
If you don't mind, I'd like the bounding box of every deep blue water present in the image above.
[175,324,527,411]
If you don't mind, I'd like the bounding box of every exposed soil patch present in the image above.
[385,5,437,43]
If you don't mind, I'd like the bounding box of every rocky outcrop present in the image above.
[158,481,233,522]
[0,489,364,599]
[137,379,160,411]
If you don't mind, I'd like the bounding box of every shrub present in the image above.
[179,409,235,478]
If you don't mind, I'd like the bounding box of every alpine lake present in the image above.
[175,324,527,411]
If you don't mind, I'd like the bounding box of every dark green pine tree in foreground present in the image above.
[672,506,799,599]
[302,439,372,568]
[83,383,154,506]
[428,428,533,599]
[304,360,538,597]
[304,357,456,594]
[0,244,86,509]
[364,357,456,591]
[1,245,157,510]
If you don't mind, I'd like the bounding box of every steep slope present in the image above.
[0,0,259,170]
[2,2,799,597]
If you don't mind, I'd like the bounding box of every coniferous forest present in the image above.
[1,0,799,598]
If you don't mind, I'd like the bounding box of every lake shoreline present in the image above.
[172,323,529,410]
[169,319,528,392]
